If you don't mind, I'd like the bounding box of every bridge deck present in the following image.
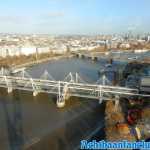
[0,72,149,107]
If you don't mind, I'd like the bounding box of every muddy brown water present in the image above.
[0,57,125,150]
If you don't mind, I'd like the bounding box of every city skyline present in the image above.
[0,0,150,35]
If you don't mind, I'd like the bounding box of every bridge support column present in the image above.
[115,95,120,110]
[33,91,38,97]
[92,56,98,61]
[57,81,65,108]
[78,54,85,59]
[99,86,103,104]
[78,54,81,58]
[7,87,13,93]
[4,76,13,93]
[57,97,65,108]
[30,78,39,97]
[99,97,103,104]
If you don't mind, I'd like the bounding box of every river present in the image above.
[0,54,146,150]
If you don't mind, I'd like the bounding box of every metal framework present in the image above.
[0,68,149,108]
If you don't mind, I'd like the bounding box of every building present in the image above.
[20,46,37,56]
[119,43,130,49]
[51,44,67,54]
[37,47,50,54]
[148,36,150,42]
[0,46,21,57]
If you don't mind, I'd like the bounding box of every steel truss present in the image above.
[0,68,149,108]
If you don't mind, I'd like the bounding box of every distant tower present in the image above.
[127,28,133,40]
[35,48,38,61]
[6,49,9,57]
[148,36,150,42]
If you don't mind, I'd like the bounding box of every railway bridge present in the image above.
[0,68,149,108]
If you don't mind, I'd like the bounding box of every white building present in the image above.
[0,46,21,57]
[37,47,50,54]
[20,46,37,56]
[120,43,130,49]
[0,43,68,58]
[0,47,8,57]
[51,44,67,54]
[148,36,150,42]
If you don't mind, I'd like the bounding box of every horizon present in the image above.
[0,0,150,35]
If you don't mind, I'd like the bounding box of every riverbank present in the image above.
[12,54,74,70]
[0,53,57,68]
[1,49,149,71]
[0,52,74,69]
[104,61,150,142]
[105,100,136,141]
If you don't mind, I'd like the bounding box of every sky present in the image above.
[0,0,150,35]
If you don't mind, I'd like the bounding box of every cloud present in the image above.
[48,11,65,17]
[38,11,65,24]
[0,15,29,24]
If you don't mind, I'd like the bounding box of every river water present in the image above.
[0,53,148,150]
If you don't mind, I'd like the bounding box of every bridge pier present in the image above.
[91,56,98,61]
[77,54,85,59]
[115,95,120,111]
[33,91,38,97]
[99,97,103,104]
[99,86,103,104]
[57,100,65,108]
[57,81,66,108]
[56,82,71,108]
[57,93,71,108]
[7,87,13,93]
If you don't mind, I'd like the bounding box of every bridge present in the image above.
[75,51,109,61]
[0,68,149,108]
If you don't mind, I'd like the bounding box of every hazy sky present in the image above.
[0,0,150,34]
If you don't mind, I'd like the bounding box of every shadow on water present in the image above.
[0,89,24,150]
[0,90,106,150]
[26,98,106,150]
